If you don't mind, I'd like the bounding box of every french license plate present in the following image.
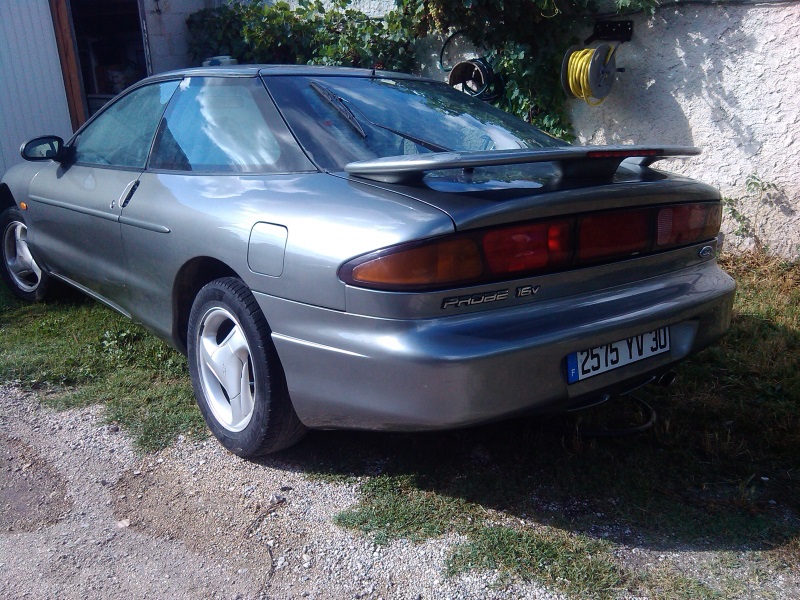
[566,327,670,384]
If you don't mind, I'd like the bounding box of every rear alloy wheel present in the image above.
[0,207,50,302]
[187,277,306,456]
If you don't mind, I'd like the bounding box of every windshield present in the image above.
[264,75,566,172]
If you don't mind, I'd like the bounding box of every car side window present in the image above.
[149,76,313,174]
[71,81,179,168]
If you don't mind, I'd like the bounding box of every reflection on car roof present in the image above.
[153,64,435,82]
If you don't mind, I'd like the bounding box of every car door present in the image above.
[26,80,179,307]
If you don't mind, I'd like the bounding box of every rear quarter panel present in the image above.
[120,171,454,341]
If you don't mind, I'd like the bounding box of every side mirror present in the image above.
[20,136,72,163]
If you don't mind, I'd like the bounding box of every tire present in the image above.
[187,277,307,456]
[0,206,51,302]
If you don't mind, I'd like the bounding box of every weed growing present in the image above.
[334,474,483,544]
[447,526,626,598]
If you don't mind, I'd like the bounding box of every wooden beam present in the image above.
[49,0,86,131]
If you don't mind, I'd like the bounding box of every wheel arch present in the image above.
[0,184,16,212]
[172,256,241,353]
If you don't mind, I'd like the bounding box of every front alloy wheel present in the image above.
[0,207,50,301]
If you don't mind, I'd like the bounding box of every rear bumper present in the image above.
[256,262,735,430]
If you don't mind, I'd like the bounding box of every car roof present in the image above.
[149,64,432,82]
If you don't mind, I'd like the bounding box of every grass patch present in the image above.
[447,526,626,598]
[0,286,204,450]
[636,565,723,600]
[334,474,483,544]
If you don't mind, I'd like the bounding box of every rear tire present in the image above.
[0,206,51,302]
[187,277,306,456]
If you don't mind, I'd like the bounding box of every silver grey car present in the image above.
[0,66,735,456]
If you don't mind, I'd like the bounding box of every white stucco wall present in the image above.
[350,0,394,16]
[568,3,800,258]
[141,0,215,73]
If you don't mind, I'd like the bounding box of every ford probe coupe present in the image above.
[0,66,735,456]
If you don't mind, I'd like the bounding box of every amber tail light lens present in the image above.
[350,238,483,287]
[340,202,721,291]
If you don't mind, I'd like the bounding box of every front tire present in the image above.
[0,206,51,302]
[187,277,306,456]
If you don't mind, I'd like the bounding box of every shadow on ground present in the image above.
[259,313,800,555]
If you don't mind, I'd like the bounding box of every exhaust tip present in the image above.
[658,371,677,387]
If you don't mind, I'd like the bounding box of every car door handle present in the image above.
[113,180,140,210]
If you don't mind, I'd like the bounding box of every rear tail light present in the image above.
[656,203,721,248]
[340,202,721,291]
[350,238,482,287]
[578,209,649,262]
[482,220,572,273]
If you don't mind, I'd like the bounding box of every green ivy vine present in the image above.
[187,0,421,72]
[186,0,660,139]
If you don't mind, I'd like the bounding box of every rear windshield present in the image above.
[264,75,566,172]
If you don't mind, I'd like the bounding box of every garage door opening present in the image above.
[70,0,150,115]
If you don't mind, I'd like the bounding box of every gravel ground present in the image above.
[0,385,560,599]
[2,385,797,599]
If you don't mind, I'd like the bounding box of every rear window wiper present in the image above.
[311,81,366,138]
[310,81,451,153]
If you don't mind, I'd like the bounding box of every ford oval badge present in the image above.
[699,245,714,259]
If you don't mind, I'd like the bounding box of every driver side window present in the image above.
[72,81,179,168]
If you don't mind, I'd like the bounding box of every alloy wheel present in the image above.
[196,306,256,432]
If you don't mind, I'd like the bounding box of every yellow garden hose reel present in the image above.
[561,21,633,106]
[561,44,618,106]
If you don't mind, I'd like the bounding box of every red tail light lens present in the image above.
[656,203,722,249]
[578,209,650,262]
[483,220,572,274]
[704,204,723,239]
[340,202,721,291]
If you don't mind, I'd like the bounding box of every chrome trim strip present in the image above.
[271,333,368,358]
[49,273,132,318]
[29,194,170,232]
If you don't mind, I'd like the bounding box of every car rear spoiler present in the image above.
[345,146,701,185]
